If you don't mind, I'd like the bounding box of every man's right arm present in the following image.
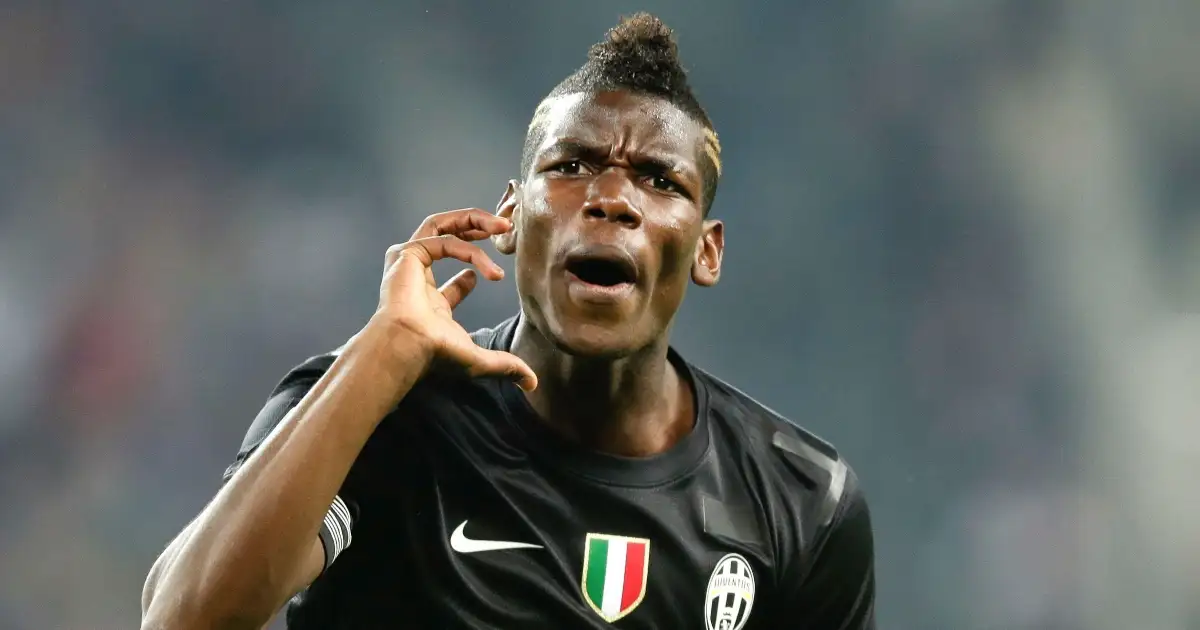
[139,323,430,630]
[139,209,537,630]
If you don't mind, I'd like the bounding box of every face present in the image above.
[494,90,724,358]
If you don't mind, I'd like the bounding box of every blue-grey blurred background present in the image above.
[2,1,1198,628]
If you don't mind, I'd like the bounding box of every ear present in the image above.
[691,219,724,287]
[493,180,520,255]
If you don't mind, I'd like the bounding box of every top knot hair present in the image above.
[582,13,687,97]
[547,13,701,114]
[523,13,723,211]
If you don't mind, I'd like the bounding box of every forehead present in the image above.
[530,91,706,161]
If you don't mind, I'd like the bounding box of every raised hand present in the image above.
[371,208,537,391]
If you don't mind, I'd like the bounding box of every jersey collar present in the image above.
[488,314,712,488]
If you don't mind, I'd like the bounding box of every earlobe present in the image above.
[493,180,520,255]
[690,219,724,287]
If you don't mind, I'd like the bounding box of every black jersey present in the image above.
[224,316,876,629]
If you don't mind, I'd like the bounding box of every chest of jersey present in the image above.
[292,402,777,630]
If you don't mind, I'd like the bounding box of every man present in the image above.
[140,13,875,630]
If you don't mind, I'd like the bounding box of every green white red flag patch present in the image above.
[580,533,651,622]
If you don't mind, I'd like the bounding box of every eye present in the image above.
[647,175,682,194]
[549,160,585,175]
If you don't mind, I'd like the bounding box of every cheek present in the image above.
[652,234,701,320]
[514,189,556,275]
[522,177,576,221]
[655,213,701,281]
[516,179,581,258]
[659,236,689,279]
[649,234,693,321]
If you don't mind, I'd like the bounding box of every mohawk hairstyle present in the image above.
[521,13,722,212]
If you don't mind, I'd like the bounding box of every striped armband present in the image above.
[317,495,355,571]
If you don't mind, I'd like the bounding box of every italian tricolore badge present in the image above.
[580,533,651,622]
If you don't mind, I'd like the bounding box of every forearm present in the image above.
[142,519,192,616]
[143,322,428,628]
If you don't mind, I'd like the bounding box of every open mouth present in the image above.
[565,254,638,288]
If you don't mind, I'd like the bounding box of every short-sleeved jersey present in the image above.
[225,316,876,629]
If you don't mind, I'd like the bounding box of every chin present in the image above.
[540,313,652,360]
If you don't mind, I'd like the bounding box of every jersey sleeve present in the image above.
[772,467,877,629]
[220,353,357,575]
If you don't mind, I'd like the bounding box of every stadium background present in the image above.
[1,1,1197,628]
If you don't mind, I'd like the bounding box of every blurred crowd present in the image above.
[1,1,1197,628]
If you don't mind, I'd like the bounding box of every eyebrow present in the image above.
[542,139,691,177]
[542,139,607,163]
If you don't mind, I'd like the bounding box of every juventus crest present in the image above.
[704,553,756,630]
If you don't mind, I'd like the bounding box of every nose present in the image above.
[581,169,643,228]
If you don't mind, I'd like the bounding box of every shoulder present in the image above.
[237,319,514,450]
[269,316,515,398]
[693,366,874,595]
[221,350,340,481]
[692,366,864,529]
[273,351,339,395]
[246,316,513,420]
[466,315,519,351]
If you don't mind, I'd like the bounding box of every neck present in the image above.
[510,318,695,458]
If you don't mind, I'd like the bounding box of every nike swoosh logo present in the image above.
[450,520,544,553]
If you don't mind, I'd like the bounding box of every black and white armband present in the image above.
[317,495,355,571]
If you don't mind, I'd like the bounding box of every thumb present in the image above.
[467,346,538,392]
